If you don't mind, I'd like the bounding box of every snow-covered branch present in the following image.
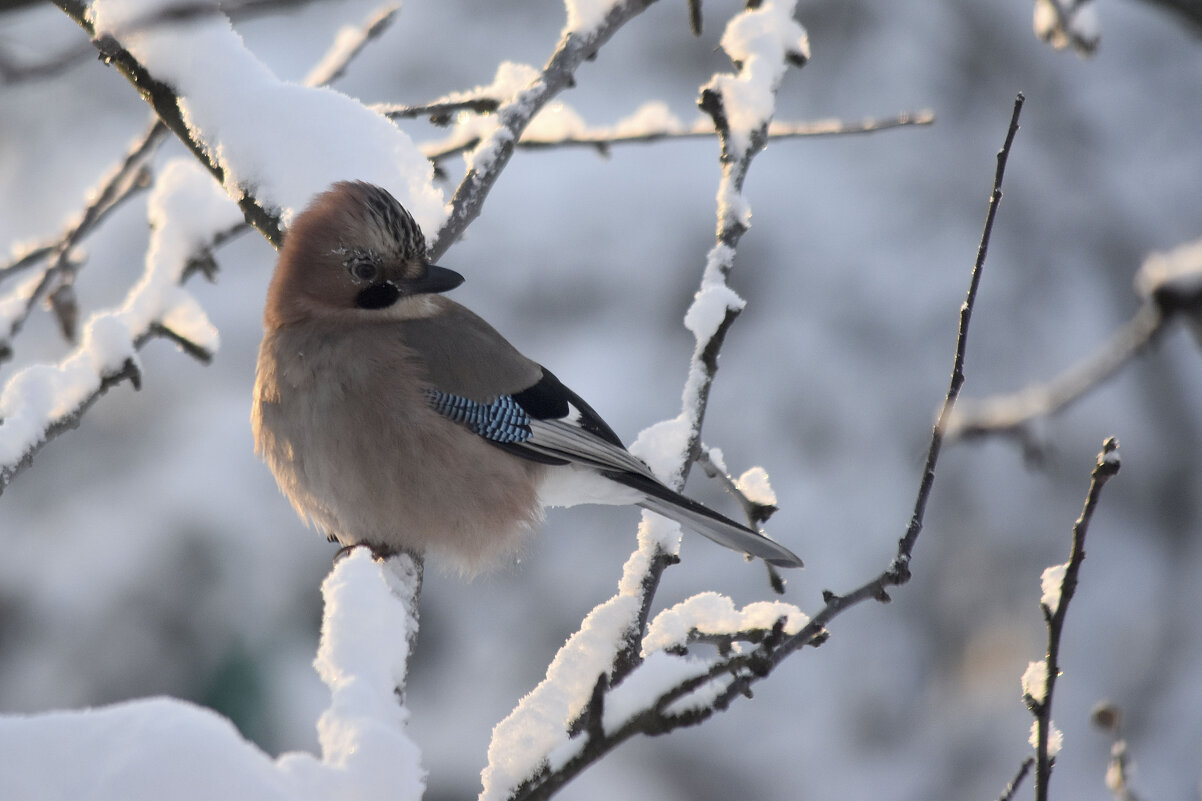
[0,119,164,356]
[476,6,812,799]
[428,0,658,260]
[1,3,410,495]
[417,103,933,164]
[612,0,811,677]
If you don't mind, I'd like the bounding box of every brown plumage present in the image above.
[252,181,803,573]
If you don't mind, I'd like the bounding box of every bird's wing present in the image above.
[423,367,804,569]
[423,367,653,476]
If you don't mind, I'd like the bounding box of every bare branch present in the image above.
[10,0,338,84]
[997,757,1035,801]
[946,303,1164,450]
[376,97,501,123]
[694,447,778,527]
[1028,438,1120,800]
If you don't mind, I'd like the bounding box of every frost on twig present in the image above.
[1020,438,1121,801]
[946,237,1202,454]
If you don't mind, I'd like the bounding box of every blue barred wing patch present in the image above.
[424,389,532,444]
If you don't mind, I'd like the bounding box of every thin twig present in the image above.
[687,0,703,36]
[610,44,795,684]
[0,118,166,357]
[10,0,335,84]
[608,91,1029,738]
[1032,437,1121,801]
[428,0,659,260]
[694,447,778,527]
[946,302,1165,449]
[422,110,934,165]
[376,96,501,123]
[997,756,1036,801]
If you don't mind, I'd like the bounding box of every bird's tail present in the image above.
[603,470,804,568]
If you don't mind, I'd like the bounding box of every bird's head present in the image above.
[264,181,464,328]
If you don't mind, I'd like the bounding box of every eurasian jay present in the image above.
[252,181,803,572]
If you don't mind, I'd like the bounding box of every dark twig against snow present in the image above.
[484,14,826,801]
[1027,438,1121,801]
[997,756,1035,801]
[611,17,806,685]
[576,93,1029,767]
[572,92,1030,765]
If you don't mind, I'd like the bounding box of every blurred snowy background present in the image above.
[1,1,1201,799]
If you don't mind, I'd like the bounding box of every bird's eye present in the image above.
[347,256,379,283]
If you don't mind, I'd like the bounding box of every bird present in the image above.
[252,181,803,574]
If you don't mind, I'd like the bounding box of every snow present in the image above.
[735,466,777,507]
[0,159,227,471]
[278,550,425,800]
[302,5,398,88]
[703,2,808,157]
[480,592,641,801]
[1021,660,1048,704]
[1040,563,1068,614]
[684,275,745,342]
[1029,719,1064,757]
[644,592,807,653]
[1135,237,1202,301]
[88,0,444,234]
[612,102,684,137]
[600,650,713,733]
[0,549,425,801]
[630,415,691,486]
[524,102,590,142]
[563,0,621,36]
[0,697,296,801]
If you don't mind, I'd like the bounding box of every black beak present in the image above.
[408,263,465,294]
